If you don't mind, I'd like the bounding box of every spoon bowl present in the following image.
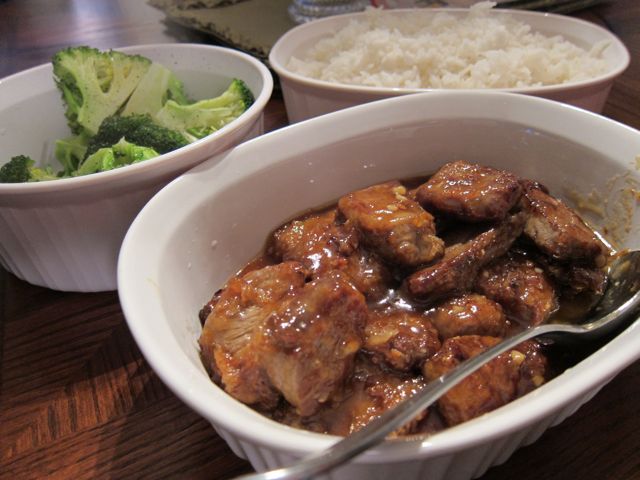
[237,250,640,480]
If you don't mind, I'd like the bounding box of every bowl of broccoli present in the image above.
[0,43,273,292]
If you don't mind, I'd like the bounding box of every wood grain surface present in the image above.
[1,1,639,479]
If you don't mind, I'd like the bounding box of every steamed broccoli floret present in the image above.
[76,148,119,176]
[8,47,254,183]
[53,46,152,136]
[55,134,89,175]
[121,62,190,117]
[0,155,58,183]
[154,78,254,142]
[76,138,159,176]
[85,114,188,158]
[166,72,191,106]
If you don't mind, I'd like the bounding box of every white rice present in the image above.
[286,2,610,89]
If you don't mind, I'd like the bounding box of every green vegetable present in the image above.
[121,62,190,117]
[154,78,254,142]
[76,138,159,176]
[0,155,58,183]
[55,134,89,175]
[2,47,256,184]
[53,46,152,136]
[84,114,188,158]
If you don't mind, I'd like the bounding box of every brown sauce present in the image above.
[198,163,611,437]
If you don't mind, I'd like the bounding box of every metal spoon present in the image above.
[236,250,640,480]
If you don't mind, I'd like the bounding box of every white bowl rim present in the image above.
[0,43,273,195]
[269,7,630,97]
[118,91,640,463]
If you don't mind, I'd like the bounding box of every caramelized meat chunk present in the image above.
[198,261,308,409]
[338,181,444,267]
[289,359,430,436]
[364,309,441,372]
[270,209,357,276]
[423,336,548,426]
[261,271,367,417]
[342,248,394,301]
[476,251,558,327]
[271,209,394,300]
[531,251,607,298]
[416,161,522,222]
[551,263,607,297]
[407,212,526,301]
[198,289,221,325]
[429,294,510,339]
[337,369,428,436]
[521,181,608,267]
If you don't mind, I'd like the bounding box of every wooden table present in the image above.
[1,1,639,479]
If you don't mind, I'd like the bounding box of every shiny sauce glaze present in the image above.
[198,162,610,436]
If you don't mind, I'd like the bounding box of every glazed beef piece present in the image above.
[423,335,548,426]
[428,293,510,339]
[544,260,607,297]
[476,251,559,327]
[198,289,221,325]
[286,359,431,436]
[271,209,394,300]
[342,248,394,301]
[270,209,357,276]
[334,365,429,436]
[363,309,441,372]
[416,161,522,222]
[338,180,444,267]
[406,212,526,301]
[198,261,308,409]
[349,377,428,436]
[260,271,368,416]
[521,181,609,268]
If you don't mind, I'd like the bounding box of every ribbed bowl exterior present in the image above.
[0,181,166,291]
[214,385,604,479]
[0,114,264,292]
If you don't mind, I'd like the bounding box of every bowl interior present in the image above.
[119,92,640,457]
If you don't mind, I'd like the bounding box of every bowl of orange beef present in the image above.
[118,91,640,480]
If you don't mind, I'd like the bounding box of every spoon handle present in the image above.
[236,322,577,480]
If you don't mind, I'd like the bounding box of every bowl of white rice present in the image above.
[269,3,630,122]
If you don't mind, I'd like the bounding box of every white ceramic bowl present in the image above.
[269,8,630,122]
[118,92,640,479]
[0,43,273,292]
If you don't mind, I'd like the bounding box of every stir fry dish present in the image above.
[198,160,610,436]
